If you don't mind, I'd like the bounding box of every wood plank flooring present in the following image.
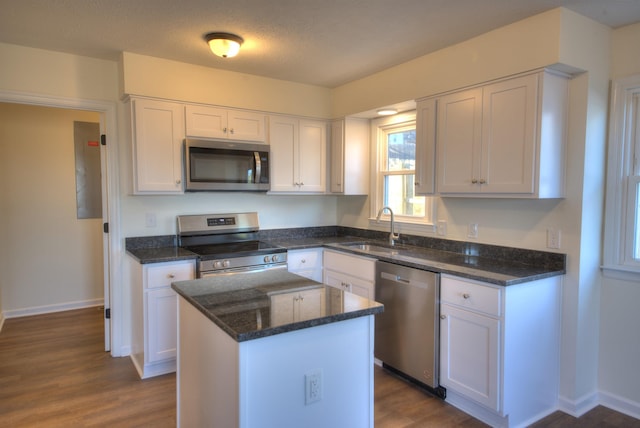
[1,307,638,427]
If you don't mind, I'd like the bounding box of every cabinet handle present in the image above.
[230,128,235,134]
[463,293,470,299]
[300,295,304,302]
[168,274,175,279]
[300,182,304,186]
[223,127,228,133]
[479,179,486,184]
[415,181,420,186]
[471,179,478,184]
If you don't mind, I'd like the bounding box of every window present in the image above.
[372,112,435,230]
[604,75,640,278]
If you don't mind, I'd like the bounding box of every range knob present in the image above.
[271,255,279,262]
[213,261,223,269]
[264,255,271,263]
[222,260,230,268]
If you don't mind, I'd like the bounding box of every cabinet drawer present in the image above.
[288,248,323,271]
[323,250,375,281]
[441,275,502,317]
[145,261,195,289]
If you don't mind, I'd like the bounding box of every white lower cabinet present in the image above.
[323,250,375,299]
[439,274,562,428]
[287,248,323,282]
[129,258,195,378]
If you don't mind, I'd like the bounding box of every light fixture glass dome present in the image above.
[205,32,244,58]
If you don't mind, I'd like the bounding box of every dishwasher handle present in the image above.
[380,270,432,289]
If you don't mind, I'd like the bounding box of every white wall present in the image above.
[0,103,104,315]
[598,21,640,416]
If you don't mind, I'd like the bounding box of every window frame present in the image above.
[370,112,436,233]
[603,74,640,280]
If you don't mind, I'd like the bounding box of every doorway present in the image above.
[0,98,117,353]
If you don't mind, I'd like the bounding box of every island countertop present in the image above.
[171,269,384,342]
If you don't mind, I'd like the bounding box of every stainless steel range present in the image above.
[177,212,287,278]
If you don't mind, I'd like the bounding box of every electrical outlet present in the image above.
[547,227,561,249]
[305,370,322,405]
[437,220,447,236]
[468,223,478,239]
[145,213,157,228]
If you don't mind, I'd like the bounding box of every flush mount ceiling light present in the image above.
[205,32,244,58]
[377,108,398,116]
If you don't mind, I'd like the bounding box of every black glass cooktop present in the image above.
[182,240,285,259]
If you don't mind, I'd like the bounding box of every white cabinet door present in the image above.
[323,250,375,300]
[185,104,266,142]
[288,248,323,282]
[269,115,326,193]
[227,110,267,142]
[131,98,185,193]
[415,98,437,195]
[440,302,500,411]
[435,70,567,198]
[436,87,483,193]
[324,269,374,300]
[269,115,298,192]
[481,73,537,194]
[146,287,178,363]
[298,119,326,192]
[330,118,369,195]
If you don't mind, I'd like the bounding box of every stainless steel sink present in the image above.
[343,243,400,256]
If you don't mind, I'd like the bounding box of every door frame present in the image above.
[0,90,122,355]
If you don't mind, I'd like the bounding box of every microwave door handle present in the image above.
[253,152,261,183]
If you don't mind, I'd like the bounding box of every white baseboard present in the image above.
[599,390,640,420]
[3,298,104,319]
[558,391,600,417]
[0,311,5,332]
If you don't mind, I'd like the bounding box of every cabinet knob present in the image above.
[168,274,175,279]
[471,179,478,184]
[463,293,470,299]
[301,259,306,263]
[300,182,304,186]
[176,179,182,185]
[415,181,420,186]
[440,314,447,319]
[230,128,235,134]
[479,179,486,184]
[223,127,228,133]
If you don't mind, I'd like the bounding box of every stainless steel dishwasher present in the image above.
[375,261,445,397]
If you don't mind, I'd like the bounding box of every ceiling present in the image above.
[1,0,639,88]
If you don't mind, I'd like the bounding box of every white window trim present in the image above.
[369,111,437,235]
[603,74,640,281]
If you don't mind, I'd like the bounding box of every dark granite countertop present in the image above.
[172,269,384,342]
[126,228,566,286]
[126,246,198,264]
[264,236,564,286]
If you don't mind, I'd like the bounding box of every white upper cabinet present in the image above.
[129,97,185,194]
[268,115,327,193]
[435,70,568,198]
[185,104,267,143]
[415,98,437,195]
[330,118,370,195]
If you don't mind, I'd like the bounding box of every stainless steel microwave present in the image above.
[184,139,270,191]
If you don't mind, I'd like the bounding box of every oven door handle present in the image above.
[253,152,261,184]
[200,263,286,278]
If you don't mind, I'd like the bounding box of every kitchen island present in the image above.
[172,269,383,428]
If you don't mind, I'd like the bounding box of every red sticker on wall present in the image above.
[87,141,99,147]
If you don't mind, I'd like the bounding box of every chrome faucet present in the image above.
[376,206,400,246]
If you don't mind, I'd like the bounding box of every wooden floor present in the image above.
[1,308,638,427]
